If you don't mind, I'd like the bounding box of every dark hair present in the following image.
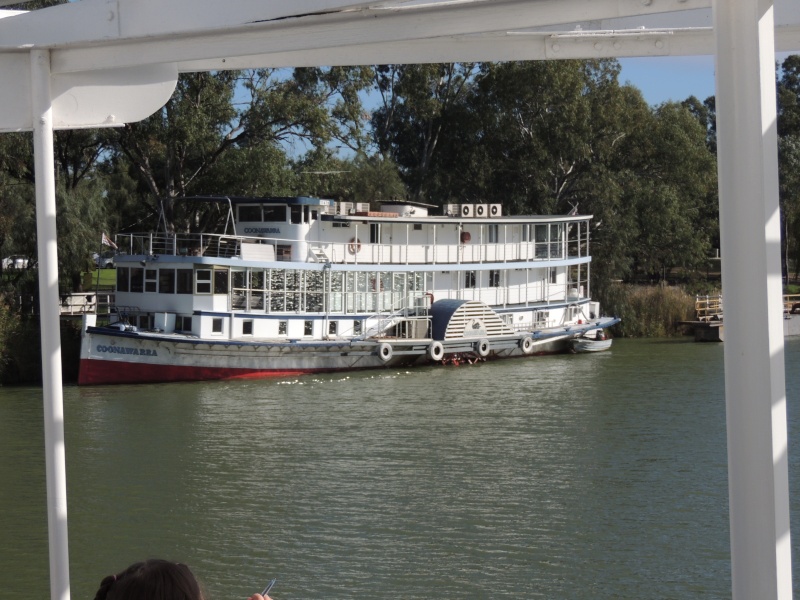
[94,559,203,600]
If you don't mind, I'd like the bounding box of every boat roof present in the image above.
[322,213,591,224]
[185,195,591,222]
[185,195,335,207]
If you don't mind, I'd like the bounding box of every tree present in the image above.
[372,63,477,201]
[778,55,800,280]
[113,67,372,233]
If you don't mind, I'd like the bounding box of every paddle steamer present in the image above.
[78,196,618,384]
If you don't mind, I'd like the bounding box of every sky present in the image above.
[619,52,796,106]
[618,56,716,105]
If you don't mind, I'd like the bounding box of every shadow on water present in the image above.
[3,337,800,599]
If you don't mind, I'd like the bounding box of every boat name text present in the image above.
[243,227,281,234]
[96,345,158,357]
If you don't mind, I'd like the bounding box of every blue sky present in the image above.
[620,52,795,106]
[619,56,716,105]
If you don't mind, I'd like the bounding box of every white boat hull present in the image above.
[78,317,617,385]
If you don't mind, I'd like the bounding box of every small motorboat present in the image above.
[570,330,613,353]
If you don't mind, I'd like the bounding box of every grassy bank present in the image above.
[599,283,699,338]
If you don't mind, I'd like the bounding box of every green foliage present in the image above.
[56,181,110,292]
[599,283,696,338]
[374,60,718,287]
[0,296,20,374]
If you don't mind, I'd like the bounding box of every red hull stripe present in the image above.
[78,359,322,385]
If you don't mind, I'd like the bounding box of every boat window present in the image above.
[214,269,229,294]
[353,320,362,335]
[145,269,157,292]
[176,269,193,294]
[263,206,286,222]
[487,224,499,244]
[370,223,380,244]
[176,315,192,332]
[231,270,246,290]
[137,314,153,330]
[489,269,500,287]
[290,205,303,224]
[304,320,313,336]
[130,268,144,293]
[465,271,476,288]
[522,224,531,242]
[196,270,212,294]
[277,245,292,261]
[328,321,337,335]
[242,320,253,336]
[550,223,563,258]
[238,205,262,222]
[549,268,557,284]
[212,318,223,334]
[117,267,129,292]
[159,269,175,294]
[278,321,288,335]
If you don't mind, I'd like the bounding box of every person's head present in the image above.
[94,559,203,600]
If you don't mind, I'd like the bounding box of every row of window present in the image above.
[117,267,229,295]
[463,268,557,288]
[238,204,319,225]
[118,265,563,297]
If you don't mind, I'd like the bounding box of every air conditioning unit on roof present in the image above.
[337,201,354,215]
[460,204,474,218]
[474,203,488,218]
[356,202,370,213]
[489,204,502,217]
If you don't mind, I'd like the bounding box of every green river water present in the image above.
[1,338,799,599]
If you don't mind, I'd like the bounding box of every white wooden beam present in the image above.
[173,24,800,72]
[713,0,792,597]
[0,0,714,74]
[0,0,712,51]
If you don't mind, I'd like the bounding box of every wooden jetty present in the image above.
[680,294,800,341]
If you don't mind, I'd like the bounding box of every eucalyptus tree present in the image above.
[372,63,478,201]
[778,55,800,280]
[0,126,115,292]
[112,66,373,233]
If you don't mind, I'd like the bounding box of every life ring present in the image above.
[348,237,362,254]
[519,336,534,355]
[428,341,444,361]
[475,338,490,358]
[378,342,393,362]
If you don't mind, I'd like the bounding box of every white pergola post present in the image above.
[713,0,792,598]
[30,48,71,600]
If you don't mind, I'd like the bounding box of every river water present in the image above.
[1,338,799,599]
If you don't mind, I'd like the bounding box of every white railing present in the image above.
[59,292,115,315]
[115,233,586,266]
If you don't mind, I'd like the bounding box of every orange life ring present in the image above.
[348,237,362,254]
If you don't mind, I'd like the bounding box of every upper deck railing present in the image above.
[116,231,589,266]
